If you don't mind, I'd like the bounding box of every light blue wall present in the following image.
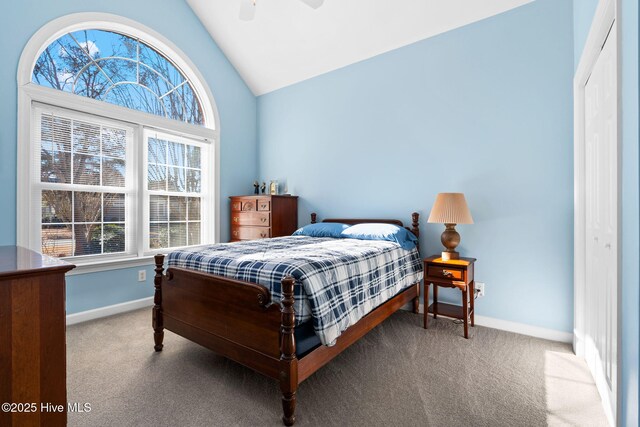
[573,0,600,69]
[0,0,258,313]
[619,0,639,424]
[66,266,158,313]
[258,0,574,333]
[573,0,640,424]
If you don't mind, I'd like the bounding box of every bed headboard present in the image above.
[310,212,420,238]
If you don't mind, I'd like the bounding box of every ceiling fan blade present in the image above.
[239,0,256,21]
[299,0,323,9]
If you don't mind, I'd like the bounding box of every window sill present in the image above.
[66,255,161,276]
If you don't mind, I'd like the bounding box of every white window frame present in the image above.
[17,13,221,275]
[142,128,212,255]
[34,104,137,262]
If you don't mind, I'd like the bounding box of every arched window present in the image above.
[32,29,204,125]
[17,14,219,272]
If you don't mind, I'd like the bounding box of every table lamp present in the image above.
[427,193,473,261]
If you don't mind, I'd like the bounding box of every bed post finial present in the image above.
[153,254,165,352]
[310,213,317,224]
[411,212,420,238]
[280,276,298,426]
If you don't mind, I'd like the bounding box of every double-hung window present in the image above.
[19,25,217,271]
[37,106,133,259]
[144,130,208,251]
[33,107,213,265]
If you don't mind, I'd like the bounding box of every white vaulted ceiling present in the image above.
[187,0,533,95]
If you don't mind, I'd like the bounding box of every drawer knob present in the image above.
[261,204,267,209]
[233,231,237,236]
[233,217,238,222]
[260,232,266,237]
[261,217,267,223]
[442,270,453,278]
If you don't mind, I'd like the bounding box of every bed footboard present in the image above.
[153,255,299,423]
[152,255,295,381]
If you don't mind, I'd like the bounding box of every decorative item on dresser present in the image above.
[230,195,298,242]
[427,192,474,261]
[0,246,75,427]
[270,180,279,195]
[423,255,476,338]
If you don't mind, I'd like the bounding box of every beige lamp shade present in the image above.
[427,193,474,224]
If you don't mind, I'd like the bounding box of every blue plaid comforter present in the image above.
[167,236,423,346]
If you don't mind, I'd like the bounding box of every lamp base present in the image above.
[440,223,461,261]
[441,250,460,261]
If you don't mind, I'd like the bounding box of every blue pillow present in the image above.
[292,222,350,238]
[340,223,418,250]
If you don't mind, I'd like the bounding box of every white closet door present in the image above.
[584,22,617,419]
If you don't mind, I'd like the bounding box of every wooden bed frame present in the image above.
[152,212,421,425]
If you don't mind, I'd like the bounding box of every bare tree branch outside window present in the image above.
[32,29,204,125]
[34,29,205,258]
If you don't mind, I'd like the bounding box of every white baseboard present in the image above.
[473,314,572,343]
[407,303,572,343]
[66,296,153,325]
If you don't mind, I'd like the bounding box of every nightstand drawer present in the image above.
[232,212,270,226]
[427,266,464,281]
[231,226,271,240]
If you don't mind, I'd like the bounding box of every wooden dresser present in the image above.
[0,246,75,427]
[230,195,298,242]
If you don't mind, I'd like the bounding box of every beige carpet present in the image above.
[67,309,608,427]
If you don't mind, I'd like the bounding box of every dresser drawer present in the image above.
[231,199,264,212]
[231,211,270,226]
[231,200,242,211]
[229,194,297,242]
[426,266,465,281]
[242,200,257,211]
[257,200,270,211]
[231,226,271,240]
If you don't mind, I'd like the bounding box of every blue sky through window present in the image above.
[32,29,204,125]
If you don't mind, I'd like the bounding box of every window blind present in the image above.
[35,106,133,258]
[145,130,205,251]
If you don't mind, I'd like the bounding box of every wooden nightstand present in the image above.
[423,255,476,338]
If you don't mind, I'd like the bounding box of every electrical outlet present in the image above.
[138,270,146,282]
[475,282,485,298]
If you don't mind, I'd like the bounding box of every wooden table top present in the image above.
[0,246,75,279]
[424,255,476,266]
